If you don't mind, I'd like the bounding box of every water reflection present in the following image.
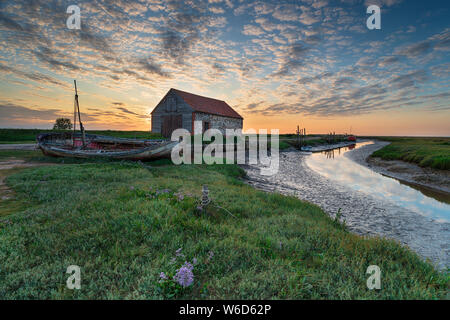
[305,142,450,223]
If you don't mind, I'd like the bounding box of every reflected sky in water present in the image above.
[305,142,450,223]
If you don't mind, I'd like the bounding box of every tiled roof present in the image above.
[171,88,243,119]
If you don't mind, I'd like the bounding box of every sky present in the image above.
[0,0,449,136]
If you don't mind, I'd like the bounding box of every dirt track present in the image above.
[0,160,53,201]
[0,144,37,150]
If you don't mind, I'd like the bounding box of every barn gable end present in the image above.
[151,90,194,135]
[151,88,243,137]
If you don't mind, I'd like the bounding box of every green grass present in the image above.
[0,128,163,144]
[279,141,291,150]
[371,137,450,170]
[0,150,42,161]
[0,155,447,299]
[0,167,33,217]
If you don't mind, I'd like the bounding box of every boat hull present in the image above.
[37,133,178,161]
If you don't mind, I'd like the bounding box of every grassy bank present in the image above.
[371,137,450,170]
[0,153,447,299]
[0,129,162,144]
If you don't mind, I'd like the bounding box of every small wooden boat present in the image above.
[300,146,312,152]
[37,132,178,160]
[37,80,178,160]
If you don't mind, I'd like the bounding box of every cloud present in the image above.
[209,6,225,14]
[78,27,114,55]
[0,12,32,33]
[333,77,356,87]
[378,55,400,67]
[346,83,387,100]
[244,101,265,110]
[0,103,64,123]
[298,72,334,84]
[0,64,70,88]
[158,0,213,64]
[396,29,450,59]
[272,43,311,78]
[389,70,428,90]
[299,7,320,25]
[255,17,295,33]
[116,106,147,119]
[364,0,403,7]
[273,5,300,22]
[397,41,432,58]
[34,47,82,72]
[312,1,328,9]
[117,107,138,115]
[430,28,450,51]
[0,11,50,47]
[137,57,170,78]
[242,25,265,36]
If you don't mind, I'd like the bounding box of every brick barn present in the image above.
[151,88,243,138]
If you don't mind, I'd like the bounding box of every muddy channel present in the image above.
[243,141,449,270]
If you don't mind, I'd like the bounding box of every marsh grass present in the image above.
[371,137,450,170]
[0,158,447,299]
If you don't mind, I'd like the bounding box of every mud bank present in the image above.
[242,142,449,270]
[345,141,450,195]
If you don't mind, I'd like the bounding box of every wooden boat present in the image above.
[300,145,312,152]
[37,80,178,160]
[37,132,178,160]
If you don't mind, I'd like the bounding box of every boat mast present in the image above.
[74,80,86,147]
[73,86,77,145]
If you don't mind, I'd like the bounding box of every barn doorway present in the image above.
[162,115,182,138]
